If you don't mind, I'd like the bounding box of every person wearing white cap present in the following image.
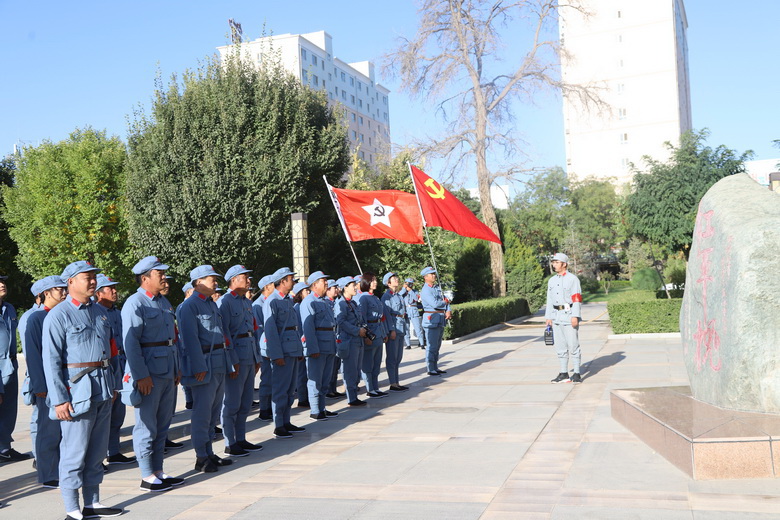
[545,253,583,384]
[21,275,67,488]
[179,265,239,472]
[121,256,184,490]
[218,265,263,457]
[43,260,123,520]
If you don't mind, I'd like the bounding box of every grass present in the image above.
[582,284,656,304]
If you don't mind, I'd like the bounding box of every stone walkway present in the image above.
[2,302,780,519]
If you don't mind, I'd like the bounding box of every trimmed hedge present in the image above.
[608,298,682,334]
[443,296,530,340]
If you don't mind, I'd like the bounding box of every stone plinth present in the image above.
[681,173,780,413]
[611,386,780,479]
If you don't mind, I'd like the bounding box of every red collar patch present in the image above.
[197,292,207,300]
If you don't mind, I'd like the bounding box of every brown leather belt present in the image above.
[140,339,175,347]
[316,327,334,331]
[201,343,225,353]
[236,332,253,339]
[284,326,297,331]
[424,310,446,314]
[553,305,568,310]
[67,360,110,368]
[367,319,379,323]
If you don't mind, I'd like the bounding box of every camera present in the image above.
[362,325,377,342]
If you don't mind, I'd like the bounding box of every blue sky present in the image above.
[2,0,778,187]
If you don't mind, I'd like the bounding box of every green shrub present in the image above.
[608,299,682,334]
[580,277,600,293]
[656,289,684,299]
[610,280,632,289]
[631,268,661,291]
[443,296,530,339]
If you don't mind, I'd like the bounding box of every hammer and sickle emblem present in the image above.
[424,178,446,200]
[374,206,386,217]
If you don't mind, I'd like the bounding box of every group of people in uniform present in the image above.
[0,256,453,519]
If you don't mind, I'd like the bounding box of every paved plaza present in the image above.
[2,302,780,519]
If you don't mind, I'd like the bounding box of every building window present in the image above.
[359,116,363,125]
[358,82,362,91]
[313,75,319,86]
[301,48,307,60]
[368,137,372,145]
[617,10,621,18]
[618,34,623,43]
[302,70,308,82]
[322,80,326,88]
[360,151,365,159]
[335,86,339,95]
[351,95,355,104]
[341,71,346,81]
[328,73,332,81]
[620,133,628,144]
[351,112,356,121]
[321,61,324,70]
[367,104,370,112]
[617,83,625,94]
[328,92,333,99]
[312,55,318,66]
[359,133,364,142]
[359,99,363,108]
[352,130,357,139]
[618,108,627,119]
[342,91,347,100]
[368,121,371,129]
[383,96,388,105]
[350,77,354,86]
[621,158,630,169]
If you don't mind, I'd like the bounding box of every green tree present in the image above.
[569,178,621,255]
[507,167,569,257]
[0,156,33,307]
[503,226,545,311]
[125,52,350,279]
[627,129,752,257]
[2,128,132,283]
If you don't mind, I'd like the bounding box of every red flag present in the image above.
[409,165,502,244]
[327,184,424,244]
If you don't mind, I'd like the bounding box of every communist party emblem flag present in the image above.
[409,165,502,244]
[326,182,424,244]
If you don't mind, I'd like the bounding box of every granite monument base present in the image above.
[611,386,780,479]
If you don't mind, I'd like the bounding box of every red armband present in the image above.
[110,338,119,358]
[571,293,582,303]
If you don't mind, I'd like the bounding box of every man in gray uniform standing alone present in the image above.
[545,253,583,384]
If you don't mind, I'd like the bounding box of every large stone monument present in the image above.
[680,173,780,413]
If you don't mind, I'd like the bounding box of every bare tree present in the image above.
[386,0,601,297]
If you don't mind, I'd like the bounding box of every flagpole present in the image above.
[323,176,363,274]
[407,162,441,278]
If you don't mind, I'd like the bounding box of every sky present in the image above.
[1,0,778,191]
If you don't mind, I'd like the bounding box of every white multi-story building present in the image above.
[559,0,692,184]
[217,30,391,166]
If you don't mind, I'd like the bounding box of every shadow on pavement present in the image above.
[580,350,626,379]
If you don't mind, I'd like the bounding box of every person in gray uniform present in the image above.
[334,276,368,406]
[299,270,338,421]
[22,275,67,488]
[218,265,263,457]
[252,275,275,421]
[179,265,239,472]
[94,273,137,467]
[121,256,184,491]
[0,273,29,465]
[43,260,123,520]
[545,253,583,384]
[262,267,306,439]
[381,272,408,392]
[19,279,43,465]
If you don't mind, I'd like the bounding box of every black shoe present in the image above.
[325,392,340,398]
[367,391,386,398]
[297,401,310,408]
[570,373,582,384]
[258,409,272,421]
[102,463,109,473]
[214,426,223,435]
[238,440,263,452]
[405,346,411,350]
[436,370,447,374]
[185,401,193,410]
[310,412,328,421]
[251,400,260,408]
[42,480,59,488]
[82,506,123,518]
[427,371,440,376]
[324,410,338,417]
[551,372,571,384]
[161,475,185,486]
[348,399,367,406]
[225,445,249,457]
[389,385,408,392]
[33,458,37,469]
[0,448,32,463]
[284,423,306,432]
[420,345,426,349]
[274,427,293,439]
[106,453,137,465]
[139,479,172,492]
[194,456,218,473]
[376,390,389,396]
[165,438,184,449]
[209,453,233,466]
